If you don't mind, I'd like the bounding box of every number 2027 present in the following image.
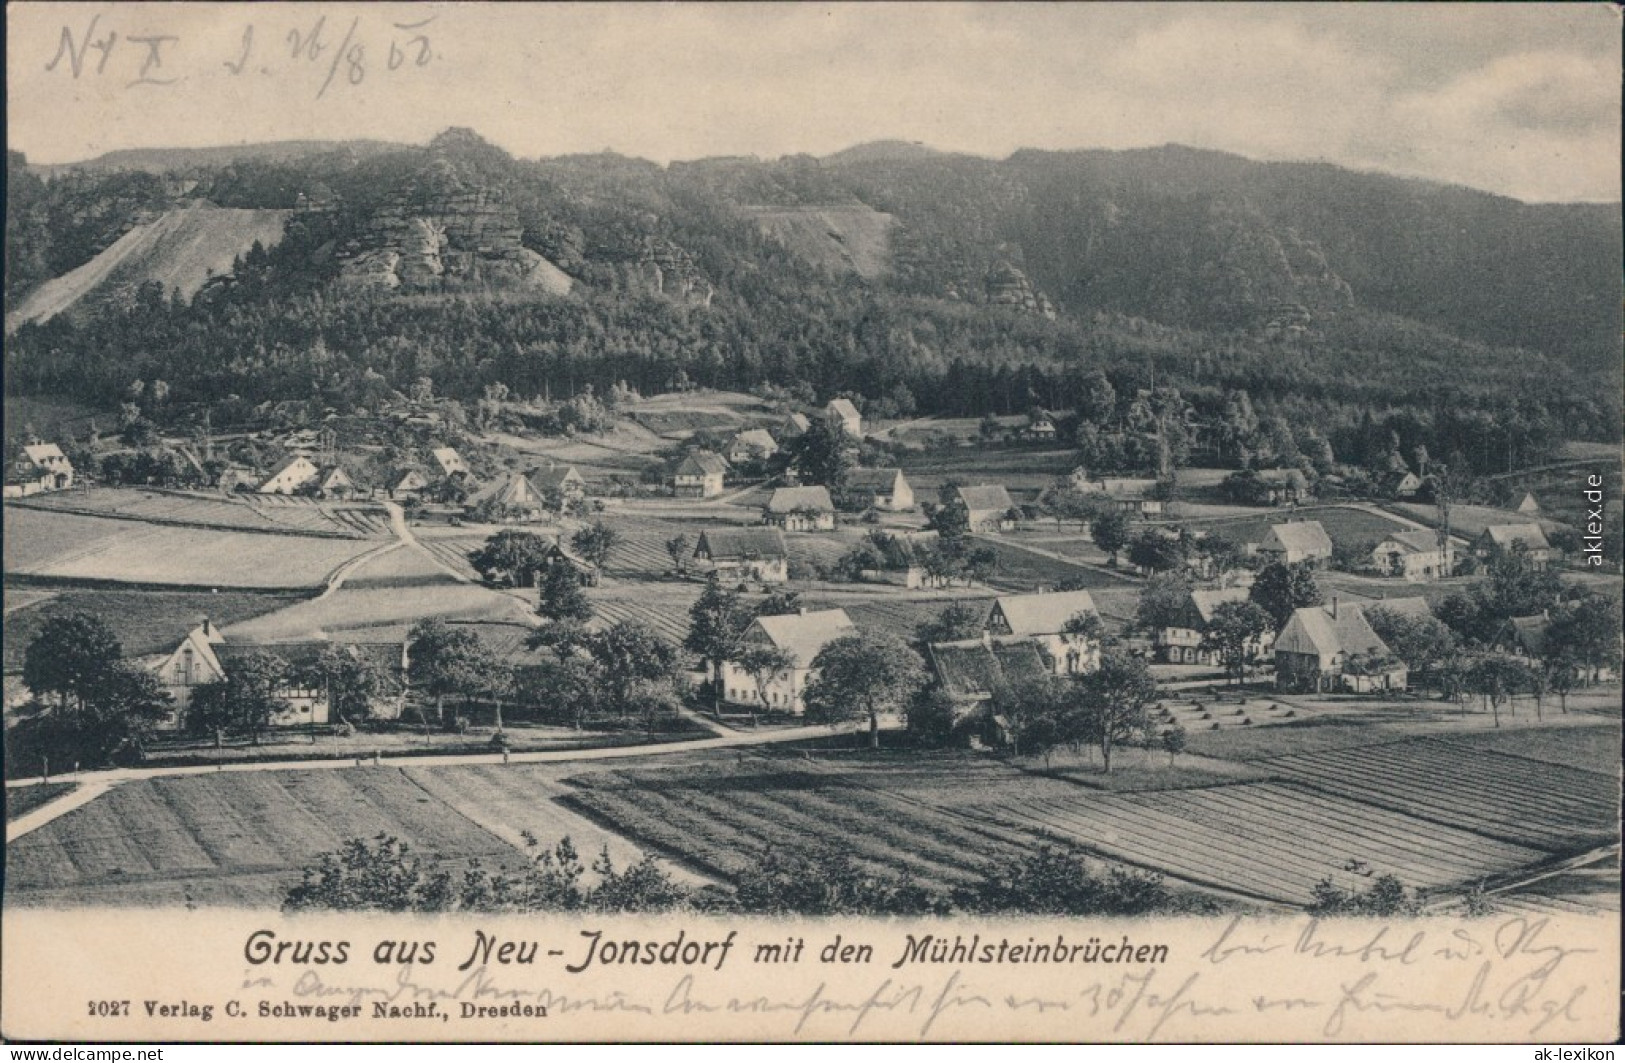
[88,1001,129,1017]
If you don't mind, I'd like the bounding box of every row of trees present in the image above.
[284,831,1214,917]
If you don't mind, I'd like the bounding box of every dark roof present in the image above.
[929,638,1050,698]
[676,451,729,477]
[695,527,788,560]
[844,467,904,491]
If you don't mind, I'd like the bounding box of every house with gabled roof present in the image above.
[842,467,914,512]
[825,398,862,438]
[1080,476,1163,516]
[693,527,789,584]
[539,539,599,586]
[315,465,357,499]
[928,637,1051,703]
[1493,613,1551,661]
[986,589,1102,676]
[1257,521,1333,566]
[1381,470,1424,499]
[764,485,836,530]
[533,464,586,503]
[724,429,778,466]
[779,412,811,440]
[947,483,1017,532]
[1515,492,1542,516]
[1153,587,1275,665]
[468,471,547,522]
[144,621,407,729]
[674,451,728,498]
[431,447,471,479]
[1370,529,1452,581]
[1273,599,1405,693]
[1474,524,1552,567]
[717,608,857,714]
[6,443,76,495]
[257,455,321,495]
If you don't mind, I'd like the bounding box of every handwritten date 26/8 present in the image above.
[45,12,437,98]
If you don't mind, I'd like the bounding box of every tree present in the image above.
[992,675,1068,765]
[1161,721,1188,766]
[1249,561,1323,631]
[665,533,691,576]
[1200,600,1274,684]
[1127,529,1186,574]
[732,844,945,916]
[1466,654,1524,728]
[685,581,754,711]
[786,415,851,487]
[905,685,963,747]
[956,844,1204,916]
[1546,593,1623,681]
[915,601,987,645]
[1309,873,1421,917]
[1134,573,1193,636]
[1068,651,1158,773]
[537,561,594,623]
[407,619,487,725]
[295,645,385,723]
[23,614,123,716]
[1365,609,1457,694]
[735,644,796,719]
[470,530,552,587]
[802,632,928,749]
[581,622,679,720]
[1091,509,1131,564]
[188,650,288,745]
[570,521,619,569]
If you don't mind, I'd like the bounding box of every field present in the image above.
[3,589,304,671]
[1188,505,1413,549]
[976,537,1133,591]
[894,448,1078,499]
[17,488,392,539]
[960,780,1547,905]
[1261,737,1618,851]
[1391,502,1568,539]
[561,758,1088,892]
[4,507,379,589]
[1431,725,1620,774]
[4,768,517,907]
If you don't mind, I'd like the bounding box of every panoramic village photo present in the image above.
[3,3,1621,923]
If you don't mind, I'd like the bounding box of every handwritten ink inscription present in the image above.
[44,12,438,98]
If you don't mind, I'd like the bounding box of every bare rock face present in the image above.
[337,189,571,294]
[618,237,713,307]
[984,263,1056,319]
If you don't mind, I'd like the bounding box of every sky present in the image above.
[6,2,1621,202]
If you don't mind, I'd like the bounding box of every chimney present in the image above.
[1330,597,1339,619]
[201,618,214,639]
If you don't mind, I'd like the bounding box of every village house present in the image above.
[215,465,261,494]
[467,471,548,522]
[825,398,863,438]
[763,486,837,531]
[673,451,728,499]
[1380,470,1424,499]
[257,455,321,495]
[1493,613,1551,663]
[539,540,600,586]
[928,637,1051,703]
[5,443,76,496]
[1257,521,1333,566]
[986,589,1103,676]
[142,621,406,730]
[1089,477,1164,517]
[533,464,587,505]
[1273,599,1406,694]
[1022,411,1057,442]
[841,467,915,512]
[858,529,945,589]
[779,412,811,440]
[1515,492,1542,516]
[723,429,778,466]
[717,608,857,714]
[431,447,472,480]
[1474,524,1553,567]
[314,465,357,499]
[947,484,1017,533]
[1256,469,1310,506]
[389,468,431,501]
[693,527,789,585]
[1370,530,1453,581]
[1153,587,1276,665]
